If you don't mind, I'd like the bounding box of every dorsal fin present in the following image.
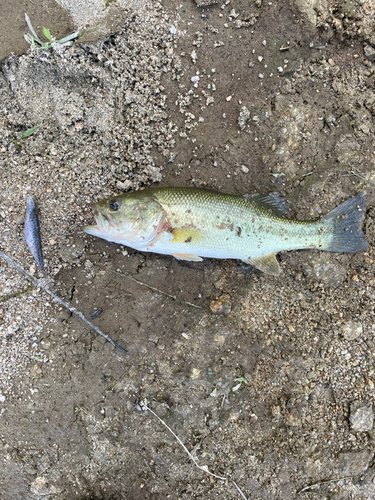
[243,192,290,217]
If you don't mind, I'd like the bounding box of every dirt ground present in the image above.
[2,0,375,499]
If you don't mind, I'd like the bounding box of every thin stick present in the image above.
[232,481,249,500]
[140,401,248,499]
[343,170,375,186]
[143,403,226,481]
[96,264,204,310]
[0,251,127,354]
[298,475,354,493]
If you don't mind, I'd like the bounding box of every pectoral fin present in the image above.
[172,253,203,262]
[244,253,281,276]
[171,227,204,244]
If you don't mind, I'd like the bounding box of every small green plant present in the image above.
[232,376,248,392]
[20,125,39,140]
[24,13,80,50]
[9,125,39,148]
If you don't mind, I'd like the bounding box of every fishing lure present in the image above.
[24,196,46,276]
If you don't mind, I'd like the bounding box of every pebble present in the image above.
[337,448,373,475]
[210,294,232,315]
[238,106,251,130]
[342,321,363,340]
[350,403,374,432]
[301,253,347,288]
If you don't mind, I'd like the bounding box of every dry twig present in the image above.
[139,400,248,500]
[0,251,127,354]
[96,263,205,310]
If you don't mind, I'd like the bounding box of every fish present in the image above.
[83,187,367,276]
[24,196,46,276]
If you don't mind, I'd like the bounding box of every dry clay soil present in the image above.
[2,0,375,499]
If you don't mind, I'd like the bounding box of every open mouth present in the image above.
[83,204,113,236]
[100,210,114,228]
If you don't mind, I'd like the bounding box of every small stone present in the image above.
[350,404,374,432]
[241,165,249,173]
[238,106,251,130]
[301,253,347,288]
[210,294,232,315]
[116,180,132,191]
[342,321,363,340]
[364,45,375,58]
[337,449,373,475]
[194,0,218,5]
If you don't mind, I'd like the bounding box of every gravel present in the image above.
[0,0,177,399]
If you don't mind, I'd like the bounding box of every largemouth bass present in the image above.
[84,188,367,276]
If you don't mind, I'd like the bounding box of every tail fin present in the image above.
[322,192,368,253]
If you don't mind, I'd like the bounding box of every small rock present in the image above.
[116,180,132,191]
[342,321,363,340]
[301,253,347,288]
[210,294,232,315]
[364,45,375,58]
[350,403,374,432]
[194,0,218,5]
[238,106,251,131]
[337,449,373,475]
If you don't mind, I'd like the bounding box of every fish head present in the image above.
[84,192,166,248]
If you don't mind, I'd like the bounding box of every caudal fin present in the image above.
[322,192,368,253]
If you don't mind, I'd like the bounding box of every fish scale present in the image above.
[84,187,367,276]
[151,188,328,260]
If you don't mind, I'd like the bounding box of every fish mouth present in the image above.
[83,203,114,236]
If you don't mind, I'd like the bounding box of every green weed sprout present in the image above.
[21,125,39,140]
[24,13,80,50]
[8,125,39,148]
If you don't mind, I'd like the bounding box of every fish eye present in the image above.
[109,200,120,211]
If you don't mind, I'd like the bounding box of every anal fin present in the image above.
[244,253,281,276]
[172,253,203,262]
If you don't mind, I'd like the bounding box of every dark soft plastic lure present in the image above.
[24,196,45,276]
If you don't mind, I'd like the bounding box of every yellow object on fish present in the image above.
[84,187,367,276]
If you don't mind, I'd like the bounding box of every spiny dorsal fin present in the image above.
[243,253,281,276]
[243,192,290,217]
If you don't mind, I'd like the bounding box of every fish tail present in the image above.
[322,192,368,253]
